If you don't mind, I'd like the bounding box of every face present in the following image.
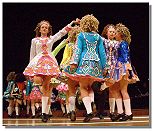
[107,26,116,40]
[115,30,122,41]
[39,23,49,36]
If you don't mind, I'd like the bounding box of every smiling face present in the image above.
[39,23,49,37]
[107,26,116,40]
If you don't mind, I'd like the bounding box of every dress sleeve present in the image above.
[60,44,70,67]
[98,36,107,69]
[29,39,36,62]
[70,33,83,65]
[120,41,130,63]
[50,27,68,44]
[52,39,67,57]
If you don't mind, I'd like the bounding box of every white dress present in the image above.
[23,27,68,77]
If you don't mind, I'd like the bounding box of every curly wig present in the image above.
[101,24,115,39]
[116,23,131,44]
[80,14,99,32]
[34,20,52,37]
[68,25,81,43]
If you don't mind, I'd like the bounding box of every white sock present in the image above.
[35,103,39,109]
[123,99,132,115]
[66,104,70,114]
[109,98,116,113]
[61,104,66,113]
[42,96,49,114]
[46,105,51,114]
[82,96,92,114]
[49,108,52,115]
[23,100,26,105]
[116,99,123,114]
[68,96,76,111]
[27,106,30,114]
[15,107,19,116]
[31,106,35,116]
[89,91,94,103]
[8,106,13,115]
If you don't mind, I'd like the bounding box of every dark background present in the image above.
[3,3,149,109]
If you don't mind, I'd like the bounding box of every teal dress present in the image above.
[64,32,107,81]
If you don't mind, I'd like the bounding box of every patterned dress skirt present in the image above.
[64,60,106,82]
[112,62,139,84]
[23,52,61,77]
[29,86,42,100]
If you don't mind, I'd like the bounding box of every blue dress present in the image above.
[113,40,139,83]
[64,32,107,82]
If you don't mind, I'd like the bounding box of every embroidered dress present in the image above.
[11,83,23,104]
[113,41,139,83]
[103,38,119,79]
[64,32,107,82]
[29,85,42,100]
[23,27,68,77]
[3,81,15,100]
[56,83,68,92]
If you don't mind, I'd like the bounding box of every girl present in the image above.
[112,23,139,121]
[3,72,16,118]
[64,14,107,122]
[61,26,81,121]
[23,77,33,118]
[101,24,120,120]
[11,73,26,118]
[23,19,76,122]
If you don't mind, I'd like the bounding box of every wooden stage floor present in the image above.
[3,109,150,128]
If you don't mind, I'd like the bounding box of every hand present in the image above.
[126,63,132,70]
[74,18,80,24]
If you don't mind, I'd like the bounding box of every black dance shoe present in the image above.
[31,115,35,119]
[119,114,133,121]
[111,112,125,122]
[83,113,94,122]
[8,114,14,118]
[109,112,116,121]
[70,111,76,121]
[41,113,48,122]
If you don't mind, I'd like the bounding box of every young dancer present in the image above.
[61,25,81,121]
[64,14,107,122]
[111,23,139,121]
[3,72,16,118]
[23,19,77,122]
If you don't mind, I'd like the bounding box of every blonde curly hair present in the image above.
[34,20,52,37]
[68,25,81,43]
[116,23,131,45]
[80,14,99,32]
